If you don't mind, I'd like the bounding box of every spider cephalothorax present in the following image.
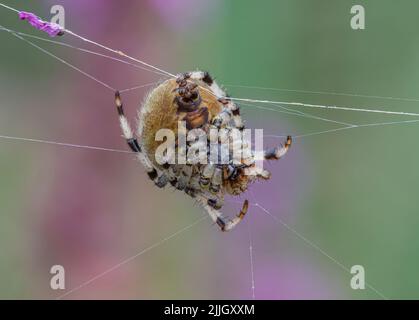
[115,71,291,231]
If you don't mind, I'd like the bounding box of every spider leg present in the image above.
[207,194,224,210]
[114,91,168,188]
[211,99,244,130]
[199,164,215,189]
[197,195,249,232]
[176,72,191,86]
[243,136,292,180]
[115,91,141,153]
[220,99,245,129]
[189,71,225,97]
[198,164,223,194]
[263,136,292,160]
[209,166,223,194]
[173,165,193,192]
[184,168,201,197]
[229,102,245,130]
[244,165,271,180]
[189,71,213,85]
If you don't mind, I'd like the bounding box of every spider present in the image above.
[114,71,292,231]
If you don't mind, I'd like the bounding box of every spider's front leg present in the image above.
[197,195,249,232]
[211,98,244,130]
[115,91,141,153]
[244,135,292,180]
[199,164,225,194]
[263,135,292,160]
[114,91,168,188]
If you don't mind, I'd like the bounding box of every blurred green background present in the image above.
[1,0,419,299]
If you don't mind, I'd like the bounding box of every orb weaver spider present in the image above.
[114,71,292,231]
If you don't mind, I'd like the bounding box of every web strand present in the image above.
[64,30,176,78]
[5,29,116,91]
[0,2,176,78]
[240,101,356,127]
[227,83,419,104]
[197,83,419,119]
[0,135,133,154]
[0,25,171,77]
[2,3,419,119]
[295,118,419,139]
[247,221,256,300]
[0,119,418,156]
[254,203,388,300]
[263,118,419,140]
[1,25,161,94]
[57,215,207,299]
[119,82,160,93]
[228,96,419,118]
[0,2,19,13]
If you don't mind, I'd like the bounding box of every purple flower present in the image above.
[18,11,64,37]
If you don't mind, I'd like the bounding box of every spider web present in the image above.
[1,2,413,300]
